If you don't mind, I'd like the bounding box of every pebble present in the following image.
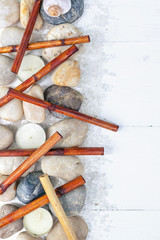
[49,185,86,216]
[0,87,23,122]
[23,85,46,123]
[20,0,43,30]
[41,156,84,181]
[0,204,23,239]
[51,60,80,87]
[47,216,88,240]
[0,27,35,57]
[0,124,13,150]
[0,0,20,27]
[17,232,42,240]
[0,157,35,177]
[42,23,82,62]
[44,84,83,119]
[47,119,88,148]
[41,0,84,25]
[0,175,16,202]
[0,55,16,85]
[17,171,58,204]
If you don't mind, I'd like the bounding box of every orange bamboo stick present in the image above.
[0,132,62,194]
[0,176,85,229]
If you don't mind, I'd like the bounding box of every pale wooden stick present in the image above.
[40,174,78,240]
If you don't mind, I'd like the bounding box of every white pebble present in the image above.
[0,125,13,150]
[0,55,16,86]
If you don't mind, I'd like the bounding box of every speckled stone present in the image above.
[44,84,83,119]
[41,0,84,25]
[0,204,23,239]
[17,171,58,204]
[49,185,86,217]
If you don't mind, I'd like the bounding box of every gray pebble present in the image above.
[41,0,84,25]
[49,185,86,217]
[0,204,23,239]
[44,85,83,119]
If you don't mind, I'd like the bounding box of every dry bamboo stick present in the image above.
[0,147,104,157]
[11,0,42,73]
[0,45,78,107]
[0,176,85,229]
[8,88,119,132]
[40,174,78,240]
[0,132,62,194]
[0,36,90,53]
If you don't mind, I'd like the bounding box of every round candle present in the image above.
[15,123,46,149]
[17,55,45,82]
[23,208,53,237]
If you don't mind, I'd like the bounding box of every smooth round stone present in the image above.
[24,208,53,237]
[23,85,46,123]
[41,156,84,181]
[44,84,83,119]
[51,60,80,87]
[0,27,35,57]
[48,119,88,148]
[49,185,86,217]
[0,55,16,85]
[0,204,23,239]
[41,0,84,25]
[0,0,20,27]
[42,23,81,62]
[0,157,35,177]
[18,56,45,82]
[0,87,23,122]
[47,216,88,240]
[16,123,46,149]
[17,232,42,240]
[0,175,16,202]
[17,171,58,204]
[0,125,13,150]
[20,0,43,30]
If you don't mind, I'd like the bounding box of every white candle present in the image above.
[17,55,45,82]
[15,123,46,149]
[23,208,53,237]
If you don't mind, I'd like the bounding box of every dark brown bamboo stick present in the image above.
[0,36,90,53]
[0,45,78,108]
[0,176,85,229]
[0,132,62,195]
[8,88,119,132]
[0,147,104,157]
[11,0,42,73]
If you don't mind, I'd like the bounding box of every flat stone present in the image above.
[0,175,16,202]
[41,0,84,25]
[47,216,88,240]
[0,87,23,122]
[0,204,23,239]
[49,185,86,216]
[23,85,46,123]
[17,171,58,204]
[17,232,42,240]
[47,118,88,148]
[0,56,16,85]
[0,157,35,177]
[44,84,83,119]
[0,125,13,150]
[51,60,81,87]
[41,156,84,181]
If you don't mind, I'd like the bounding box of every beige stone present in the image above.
[17,232,42,240]
[0,175,16,202]
[0,125,13,150]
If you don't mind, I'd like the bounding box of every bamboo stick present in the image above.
[0,36,90,53]
[0,132,62,194]
[8,88,119,132]
[0,45,78,108]
[11,0,42,73]
[0,147,104,157]
[0,176,85,229]
[40,174,78,240]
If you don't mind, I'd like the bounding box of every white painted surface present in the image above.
[0,0,160,239]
